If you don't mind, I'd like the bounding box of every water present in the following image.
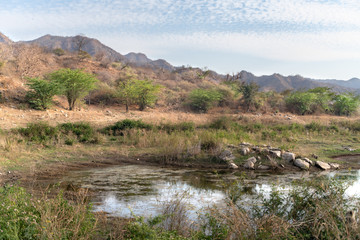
[61,165,360,218]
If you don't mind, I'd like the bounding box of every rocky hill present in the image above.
[0,31,358,96]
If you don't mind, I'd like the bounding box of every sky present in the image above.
[1,0,360,80]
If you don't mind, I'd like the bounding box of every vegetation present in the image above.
[49,68,98,110]
[187,88,222,113]
[52,48,65,56]
[238,81,259,111]
[116,76,162,111]
[25,77,61,110]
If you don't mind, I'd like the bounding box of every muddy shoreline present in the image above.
[2,152,359,187]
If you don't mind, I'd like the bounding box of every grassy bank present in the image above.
[0,116,360,176]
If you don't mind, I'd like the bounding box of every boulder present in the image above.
[282,152,296,161]
[315,161,331,170]
[294,159,310,170]
[244,157,257,170]
[329,163,340,169]
[240,147,250,156]
[303,158,314,166]
[258,165,271,170]
[344,147,355,152]
[270,150,281,158]
[228,162,239,169]
[219,150,235,162]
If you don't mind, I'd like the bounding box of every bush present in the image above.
[332,93,360,116]
[59,122,97,143]
[18,122,59,143]
[53,48,65,56]
[103,119,153,136]
[187,89,222,113]
[25,78,61,110]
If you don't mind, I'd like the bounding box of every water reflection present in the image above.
[61,165,360,217]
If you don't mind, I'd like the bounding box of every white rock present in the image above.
[240,147,250,156]
[294,158,310,170]
[247,157,257,164]
[219,150,235,162]
[329,163,340,169]
[244,161,255,170]
[303,158,314,166]
[270,150,282,158]
[282,152,296,161]
[228,162,239,169]
[315,161,331,170]
[258,165,271,170]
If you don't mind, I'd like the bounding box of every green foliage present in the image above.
[77,50,91,60]
[52,48,65,56]
[103,119,153,136]
[117,76,162,111]
[285,91,319,115]
[188,89,222,113]
[238,81,259,111]
[25,77,61,110]
[332,93,360,116]
[49,68,98,110]
[0,186,40,240]
[18,122,58,143]
[59,122,98,143]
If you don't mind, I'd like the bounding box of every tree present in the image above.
[188,89,222,113]
[332,93,360,116]
[116,77,161,112]
[25,78,61,110]
[133,79,162,111]
[116,77,137,112]
[238,82,259,111]
[49,68,98,110]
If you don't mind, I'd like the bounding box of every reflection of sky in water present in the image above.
[62,165,360,217]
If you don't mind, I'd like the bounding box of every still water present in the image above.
[61,165,360,218]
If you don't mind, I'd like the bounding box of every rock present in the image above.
[105,110,113,116]
[219,150,235,162]
[329,163,340,169]
[252,146,261,153]
[294,158,310,170]
[244,157,257,170]
[247,157,257,164]
[344,147,355,152]
[258,165,270,170]
[282,152,296,162]
[303,158,314,166]
[315,161,331,170]
[228,162,239,169]
[240,147,250,156]
[270,150,281,158]
[240,142,251,147]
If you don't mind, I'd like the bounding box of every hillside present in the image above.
[317,78,360,89]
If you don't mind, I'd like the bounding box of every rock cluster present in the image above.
[220,142,341,172]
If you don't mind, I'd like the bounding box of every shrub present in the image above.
[25,77,61,110]
[103,119,153,136]
[332,93,360,116]
[53,48,65,56]
[59,122,97,143]
[18,122,58,143]
[187,89,222,113]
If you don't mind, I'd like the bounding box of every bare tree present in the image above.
[73,35,88,52]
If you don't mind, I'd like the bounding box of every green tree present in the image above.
[25,78,61,110]
[332,93,360,116]
[188,88,222,113]
[49,68,98,110]
[117,77,161,112]
[238,82,259,111]
[285,91,317,115]
[116,77,137,112]
[133,79,162,111]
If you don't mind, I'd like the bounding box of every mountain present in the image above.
[234,71,353,93]
[317,78,360,89]
[23,34,124,62]
[0,32,13,44]
[23,34,174,71]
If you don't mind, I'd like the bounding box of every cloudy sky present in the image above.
[1,0,360,79]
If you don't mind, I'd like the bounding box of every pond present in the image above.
[60,165,360,218]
